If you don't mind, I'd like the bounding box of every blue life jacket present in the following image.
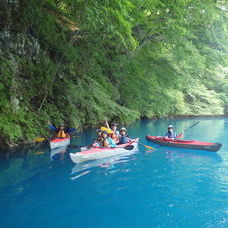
[118,135,130,144]
[165,132,177,138]
[107,137,116,148]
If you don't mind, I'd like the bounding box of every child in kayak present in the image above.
[105,121,119,141]
[100,131,116,148]
[164,125,183,140]
[118,127,131,144]
[92,129,103,147]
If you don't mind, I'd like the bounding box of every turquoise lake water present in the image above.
[0,118,228,228]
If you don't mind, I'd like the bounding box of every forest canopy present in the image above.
[0,0,228,144]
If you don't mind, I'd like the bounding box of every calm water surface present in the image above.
[0,118,228,228]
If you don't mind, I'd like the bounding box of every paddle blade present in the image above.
[101,127,114,134]
[34,138,45,142]
[123,145,134,150]
[145,145,155,150]
[34,151,45,155]
[48,125,57,130]
[67,128,76,133]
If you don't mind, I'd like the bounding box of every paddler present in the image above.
[118,127,131,144]
[164,125,183,140]
[100,131,116,148]
[92,129,103,147]
[105,120,119,140]
[56,125,70,138]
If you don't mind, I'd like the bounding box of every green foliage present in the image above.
[1,0,228,145]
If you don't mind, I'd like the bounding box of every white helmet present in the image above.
[168,125,174,128]
[120,127,127,131]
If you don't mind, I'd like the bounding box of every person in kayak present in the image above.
[105,121,119,140]
[92,129,103,147]
[56,125,70,138]
[164,125,183,140]
[118,127,131,144]
[100,131,116,148]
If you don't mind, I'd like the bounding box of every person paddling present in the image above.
[164,125,183,140]
[56,125,69,138]
[118,127,131,144]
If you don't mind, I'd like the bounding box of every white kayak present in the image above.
[70,138,139,164]
[49,137,70,150]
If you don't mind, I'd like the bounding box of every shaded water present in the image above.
[0,118,228,228]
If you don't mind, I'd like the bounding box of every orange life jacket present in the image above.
[57,129,67,138]
[111,133,117,139]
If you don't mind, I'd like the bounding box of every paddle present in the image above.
[138,142,155,150]
[117,145,134,150]
[34,138,46,142]
[182,121,200,133]
[100,126,114,134]
[48,125,57,130]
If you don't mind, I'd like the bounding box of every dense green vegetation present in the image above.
[1,0,228,145]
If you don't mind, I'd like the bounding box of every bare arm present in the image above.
[176,132,183,139]
[103,139,110,148]
[105,120,110,129]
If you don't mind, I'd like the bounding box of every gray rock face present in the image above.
[8,34,41,59]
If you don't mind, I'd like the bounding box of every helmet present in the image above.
[120,127,127,132]
[101,131,108,135]
[168,125,174,129]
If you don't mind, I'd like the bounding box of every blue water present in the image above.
[0,118,228,228]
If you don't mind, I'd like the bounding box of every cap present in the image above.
[120,127,127,131]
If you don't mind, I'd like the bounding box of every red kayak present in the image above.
[146,136,222,152]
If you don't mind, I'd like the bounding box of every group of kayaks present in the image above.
[49,135,222,164]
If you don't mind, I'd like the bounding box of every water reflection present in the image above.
[70,151,137,180]
[0,143,49,191]
[155,146,222,163]
[50,146,68,161]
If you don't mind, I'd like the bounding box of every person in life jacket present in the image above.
[164,125,183,140]
[56,125,69,138]
[118,127,131,144]
[100,131,116,148]
[109,122,119,140]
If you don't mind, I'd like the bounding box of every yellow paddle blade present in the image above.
[34,151,45,155]
[100,127,113,134]
[145,145,155,150]
[34,138,45,142]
